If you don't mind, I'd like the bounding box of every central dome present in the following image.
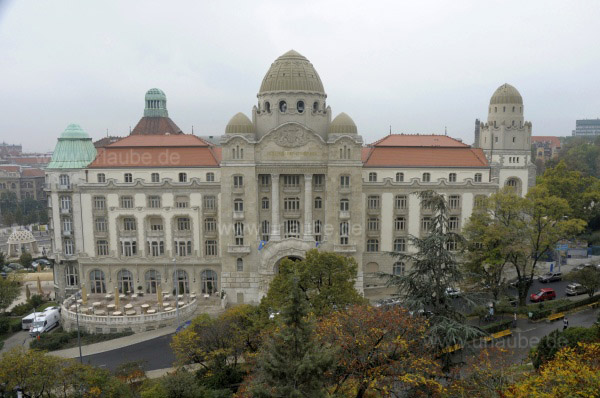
[259,50,325,94]
[490,83,523,105]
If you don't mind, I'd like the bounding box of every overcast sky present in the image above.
[1,0,599,153]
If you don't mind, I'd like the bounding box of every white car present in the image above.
[445,287,462,297]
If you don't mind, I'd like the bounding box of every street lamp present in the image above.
[173,258,180,329]
[74,290,83,363]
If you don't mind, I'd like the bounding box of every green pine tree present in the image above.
[250,279,333,398]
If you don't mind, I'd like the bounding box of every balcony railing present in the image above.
[333,244,357,253]
[339,211,350,220]
[60,207,71,215]
[227,245,251,254]
[233,211,245,221]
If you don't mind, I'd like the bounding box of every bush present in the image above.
[11,302,33,317]
[30,329,134,351]
[0,317,9,334]
[530,326,600,369]
[29,294,43,308]
[530,309,552,320]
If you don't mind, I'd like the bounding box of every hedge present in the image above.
[480,319,513,334]
[530,309,552,320]
[552,294,600,314]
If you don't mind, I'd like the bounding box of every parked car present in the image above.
[32,259,52,269]
[29,308,60,336]
[539,272,562,283]
[530,288,556,303]
[445,287,462,297]
[573,263,595,272]
[565,283,587,296]
[6,263,23,271]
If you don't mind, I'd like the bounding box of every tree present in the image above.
[317,305,442,398]
[0,278,20,313]
[249,279,333,398]
[568,267,600,298]
[261,249,366,317]
[529,326,600,369]
[504,343,600,397]
[387,191,483,369]
[20,251,33,269]
[464,187,586,306]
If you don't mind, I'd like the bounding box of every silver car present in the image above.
[565,282,587,296]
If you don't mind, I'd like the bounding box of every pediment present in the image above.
[255,122,328,162]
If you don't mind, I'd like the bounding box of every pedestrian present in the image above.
[512,312,517,328]
[563,317,569,331]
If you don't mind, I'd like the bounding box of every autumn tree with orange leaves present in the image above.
[317,305,443,398]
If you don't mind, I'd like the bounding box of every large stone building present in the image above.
[0,165,46,201]
[46,50,534,305]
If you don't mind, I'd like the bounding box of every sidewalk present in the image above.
[51,325,177,359]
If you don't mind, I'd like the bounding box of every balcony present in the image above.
[204,229,218,237]
[366,229,380,237]
[232,186,244,195]
[313,184,324,192]
[367,207,380,215]
[283,185,301,194]
[282,209,301,219]
[394,207,408,214]
[118,228,137,237]
[146,230,165,238]
[227,245,251,255]
[233,211,245,221]
[60,207,71,215]
[260,185,270,193]
[333,244,357,253]
[61,230,72,237]
[203,207,217,215]
[339,186,351,194]
[339,211,350,220]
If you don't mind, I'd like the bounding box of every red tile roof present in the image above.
[89,134,218,168]
[22,168,45,177]
[370,134,468,147]
[531,136,561,147]
[10,157,51,165]
[0,165,20,172]
[130,116,183,136]
[363,147,488,168]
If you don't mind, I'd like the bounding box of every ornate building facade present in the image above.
[46,50,534,305]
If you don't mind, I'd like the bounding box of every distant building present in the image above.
[0,143,22,158]
[0,165,46,200]
[572,119,600,137]
[531,136,561,161]
[94,136,122,148]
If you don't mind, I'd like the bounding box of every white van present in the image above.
[29,308,60,336]
[21,312,44,331]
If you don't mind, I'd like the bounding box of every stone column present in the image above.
[271,174,280,240]
[303,174,313,240]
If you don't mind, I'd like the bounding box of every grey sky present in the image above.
[1,0,599,153]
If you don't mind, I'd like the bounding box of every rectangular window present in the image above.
[64,239,74,255]
[394,195,407,210]
[93,196,106,210]
[234,199,244,212]
[368,172,377,182]
[120,196,133,209]
[367,195,380,210]
[448,216,459,231]
[367,217,380,231]
[97,240,109,256]
[97,173,106,183]
[259,174,270,187]
[283,175,300,187]
[177,217,191,231]
[394,238,406,252]
[148,195,161,208]
[60,196,71,210]
[313,174,324,189]
[175,196,189,208]
[204,218,216,232]
[151,173,160,182]
[175,240,192,256]
[340,175,350,188]
[421,217,431,231]
[205,240,217,256]
[284,197,300,211]
[206,172,215,182]
[233,175,244,188]
[203,195,216,210]
[366,239,379,252]
[394,217,406,231]
[124,173,132,183]
[448,195,460,210]
[147,240,164,257]
[95,217,107,232]
[340,199,349,211]
[474,173,482,183]
[449,173,457,182]
[120,240,137,256]
[339,222,349,245]
[179,173,187,182]
[123,217,136,231]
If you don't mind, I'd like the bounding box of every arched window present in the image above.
[174,269,189,294]
[313,101,319,112]
[236,258,243,272]
[297,101,305,113]
[279,100,287,113]
[284,220,300,239]
[395,172,404,182]
[422,173,431,182]
[512,106,515,112]
[368,172,377,182]
[145,270,161,294]
[314,197,322,209]
[506,177,521,193]
[65,264,78,287]
[393,262,405,276]
[89,269,106,294]
[474,173,482,182]
[117,269,134,294]
[448,173,457,182]
[265,101,271,113]
[201,270,218,294]
[234,222,244,245]
[206,172,215,182]
[365,262,379,274]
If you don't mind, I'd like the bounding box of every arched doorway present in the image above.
[273,255,303,274]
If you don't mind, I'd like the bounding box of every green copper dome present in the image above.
[47,123,97,169]
[144,88,168,117]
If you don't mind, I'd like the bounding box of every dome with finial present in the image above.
[48,124,97,169]
[259,50,325,94]
[490,83,523,105]
[225,113,255,134]
[329,112,357,134]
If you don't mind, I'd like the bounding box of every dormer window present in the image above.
[279,101,287,113]
[297,101,305,113]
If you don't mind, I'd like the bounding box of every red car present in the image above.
[530,288,556,303]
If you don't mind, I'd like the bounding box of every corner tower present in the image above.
[476,83,535,195]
